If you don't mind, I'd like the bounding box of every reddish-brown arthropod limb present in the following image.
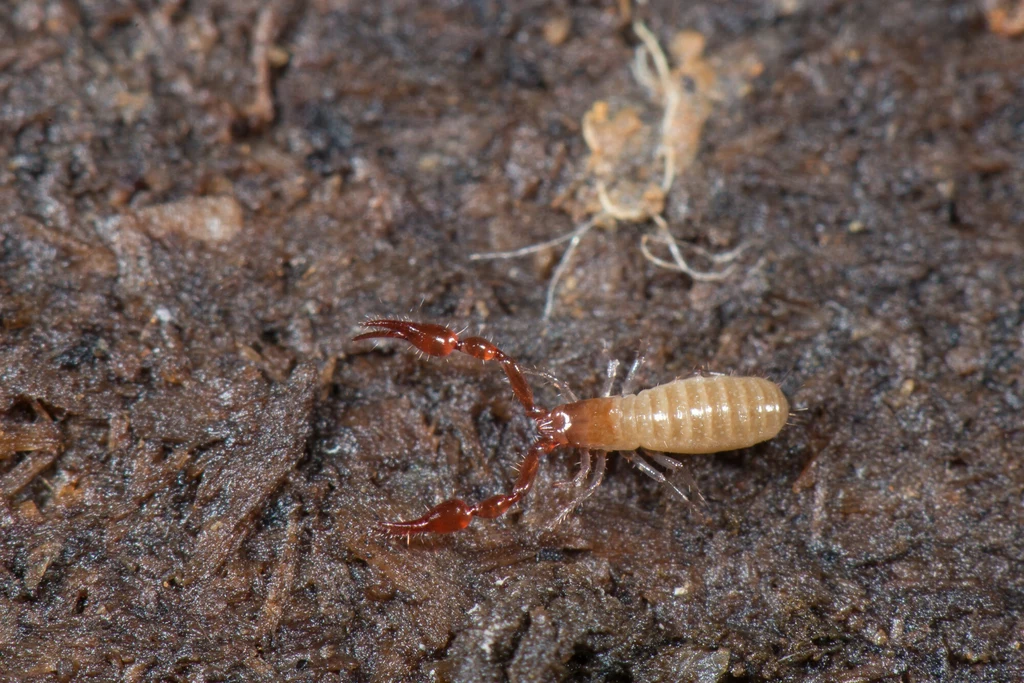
[354,320,789,537]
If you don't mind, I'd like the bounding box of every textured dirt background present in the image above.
[1,0,1023,681]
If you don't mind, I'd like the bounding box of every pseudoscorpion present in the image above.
[355,320,789,538]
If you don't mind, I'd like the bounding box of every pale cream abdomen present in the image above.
[614,376,789,454]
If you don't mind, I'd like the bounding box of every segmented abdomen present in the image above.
[616,376,788,454]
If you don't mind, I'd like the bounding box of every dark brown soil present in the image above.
[1,1,1022,681]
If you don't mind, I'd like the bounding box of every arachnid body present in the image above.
[355,320,788,538]
[558,375,788,454]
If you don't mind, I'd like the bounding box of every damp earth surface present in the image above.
[1,1,1022,681]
